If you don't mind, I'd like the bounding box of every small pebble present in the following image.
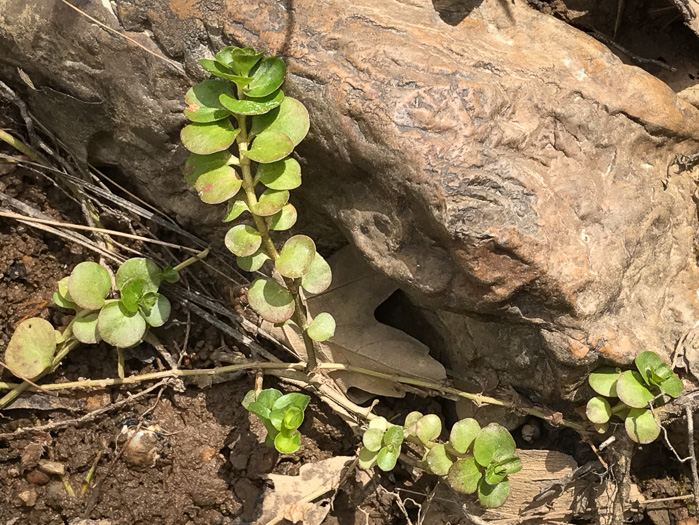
[38,459,65,476]
[521,420,542,443]
[17,488,37,507]
[26,469,50,486]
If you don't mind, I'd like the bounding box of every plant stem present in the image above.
[232,92,318,373]
[0,337,80,409]
[172,247,210,272]
[116,348,125,380]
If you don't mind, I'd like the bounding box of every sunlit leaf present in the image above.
[661,374,683,397]
[625,408,660,444]
[473,423,516,468]
[98,301,147,348]
[274,430,301,454]
[246,57,286,98]
[247,277,295,323]
[72,310,101,344]
[307,312,336,341]
[478,478,510,508]
[224,224,262,257]
[53,277,78,310]
[403,411,423,436]
[199,59,253,87]
[237,248,270,272]
[276,235,316,278]
[244,129,294,163]
[250,188,290,217]
[219,89,284,116]
[184,151,236,186]
[215,46,264,76]
[116,258,162,294]
[183,79,235,122]
[140,294,171,327]
[5,318,56,379]
[635,351,663,385]
[447,458,482,494]
[376,447,399,472]
[181,120,240,155]
[369,416,388,431]
[588,366,620,397]
[194,165,242,204]
[363,428,385,452]
[223,191,250,222]
[255,157,301,190]
[268,204,298,231]
[272,392,310,413]
[68,262,112,310]
[251,97,309,147]
[120,278,144,313]
[616,370,655,409]
[161,267,180,284]
[416,414,442,444]
[301,252,332,294]
[383,426,404,448]
[449,418,481,454]
[586,396,612,424]
[424,444,453,476]
[358,446,378,469]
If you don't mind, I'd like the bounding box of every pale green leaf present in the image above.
[247,277,295,323]
[616,370,655,408]
[199,59,253,87]
[224,224,262,257]
[98,301,147,348]
[251,97,309,147]
[194,165,242,204]
[245,57,286,98]
[301,252,332,294]
[473,423,516,468]
[625,408,661,444]
[219,89,284,116]
[586,396,612,424]
[478,478,510,508]
[268,204,298,231]
[140,294,171,328]
[116,258,162,294]
[449,418,481,454]
[588,366,620,397]
[237,248,270,272]
[5,318,56,379]
[181,120,240,155]
[447,458,482,494]
[250,188,289,217]
[307,312,336,341]
[184,151,236,186]
[68,262,112,310]
[183,79,235,122]
[424,444,453,476]
[256,158,301,190]
[72,310,101,344]
[244,129,293,163]
[275,235,316,278]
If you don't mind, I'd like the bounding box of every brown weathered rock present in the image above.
[1,0,699,403]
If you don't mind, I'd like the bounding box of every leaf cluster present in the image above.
[359,412,521,508]
[586,351,683,444]
[181,46,335,343]
[242,388,310,454]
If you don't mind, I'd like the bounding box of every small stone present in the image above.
[17,488,37,507]
[26,469,50,485]
[38,459,65,476]
[201,445,217,463]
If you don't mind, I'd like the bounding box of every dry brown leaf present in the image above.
[265,246,446,400]
[256,456,352,524]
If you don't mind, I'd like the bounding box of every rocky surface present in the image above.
[1,0,699,403]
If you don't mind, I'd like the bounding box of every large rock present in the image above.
[1,0,699,403]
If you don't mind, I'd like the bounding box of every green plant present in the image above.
[586,350,683,443]
[242,388,310,453]
[180,46,334,374]
[358,412,521,508]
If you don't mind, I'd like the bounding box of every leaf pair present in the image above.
[242,388,310,454]
[358,417,404,471]
[586,351,683,444]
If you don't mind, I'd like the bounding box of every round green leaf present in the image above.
[383,426,404,448]
[635,351,663,385]
[98,301,147,348]
[661,374,684,397]
[586,396,612,424]
[450,418,481,454]
[276,235,316,279]
[274,430,301,454]
[625,408,661,444]
[116,258,162,294]
[219,89,284,116]
[199,59,253,87]
[72,310,101,344]
[256,158,302,190]
[250,188,290,217]
[485,457,521,485]
[216,47,264,76]
[244,130,294,163]
[307,312,336,342]
[478,478,510,508]
[247,277,295,323]
[184,151,236,186]
[301,253,332,294]
[224,225,263,257]
[416,414,442,444]
[424,444,453,476]
[246,57,286,98]
[358,446,378,469]
[251,97,309,147]
[272,392,310,412]
[473,423,516,468]
[447,458,482,494]
[403,411,423,436]
[121,278,144,313]
[53,277,78,310]
[283,406,304,431]
[616,370,655,408]
[588,366,620,397]
[183,79,235,122]
[5,318,56,379]
[181,120,240,155]
[370,416,389,431]
[194,165,242,204]
[268,204,298,231]
[162,267,180,284]
[363,428,385,452]
[68,262,112,310]
[223,191,249,222]
[376,447,399,472]
[237,248,270,272]
[141,294,171,327]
